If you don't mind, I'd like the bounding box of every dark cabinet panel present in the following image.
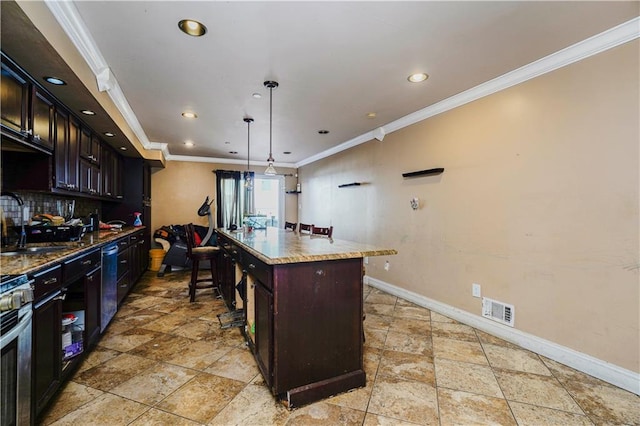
[54,112,79,192]
[79,130,100,164]
[84,267,101,346]
[79,160,100,196]
[32,290,63,416]
[0,59,29,137]
[254,281,273,386]
[31,88,54,151]
[1,57,54,152]
[101,145,122,199]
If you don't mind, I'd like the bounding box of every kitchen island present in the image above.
[216,227,397,408]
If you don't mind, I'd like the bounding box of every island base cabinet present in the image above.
[255,258,365,407]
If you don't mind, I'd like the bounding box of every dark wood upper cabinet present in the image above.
[0,60,29,136]
[31,88,55,151]
[1,57,54,153]
[53,110,79,192]
[101,145,122,199]
[79,130,101,164]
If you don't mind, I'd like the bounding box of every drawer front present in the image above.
[129,231,142,244]
[63,248,100,283]
[31,264,63,301]
[117,237,130,251]
[243,251,271,290]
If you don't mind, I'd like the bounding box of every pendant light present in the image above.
[244,117,254,189]
[264,80,279,176]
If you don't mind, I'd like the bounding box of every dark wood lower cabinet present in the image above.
[29,238,148,420]
[84,267,101,347]
[32,290,63,416]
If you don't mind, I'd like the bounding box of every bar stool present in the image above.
[284,221,297,231]
[184,223,220,302]
[299,223,313,234]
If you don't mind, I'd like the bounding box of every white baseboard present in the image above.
[365,275,640,395]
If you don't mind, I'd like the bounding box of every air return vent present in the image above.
[482,297,515,327]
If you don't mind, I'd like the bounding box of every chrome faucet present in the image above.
[1,191,27,249]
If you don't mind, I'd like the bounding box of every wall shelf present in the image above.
[402,168,444,178]
[338,182,362,188]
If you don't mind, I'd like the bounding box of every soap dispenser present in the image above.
[133,212,142,227]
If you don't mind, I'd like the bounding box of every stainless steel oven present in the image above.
[1,274,34,426]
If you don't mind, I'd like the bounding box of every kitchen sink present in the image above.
[0,246,69,256]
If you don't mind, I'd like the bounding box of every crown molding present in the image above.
[43,2,639,167]
[296,16,640,168]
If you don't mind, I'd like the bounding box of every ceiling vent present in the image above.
[482,297,515,327]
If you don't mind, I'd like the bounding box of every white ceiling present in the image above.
[3,1,639,167]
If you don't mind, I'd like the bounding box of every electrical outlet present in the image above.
[384,261,390,271]
[472,283,481,298]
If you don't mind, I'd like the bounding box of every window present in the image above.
[215,171,283,230]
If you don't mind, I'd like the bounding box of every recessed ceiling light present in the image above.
[178,19,207,37]
[181,112,197,119]
[104,132,115,137]
[318,130,329,135]
[366,112,377,119]
[184,141,194,147]
[119,146,127,151]
[229,151,238,154]
[252,93,262,99]
[44,76,66,85]
[407,73,428,83]
[81,110,96,115]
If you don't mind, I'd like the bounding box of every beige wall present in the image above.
[298,41,639,372]
[151,161,298,234]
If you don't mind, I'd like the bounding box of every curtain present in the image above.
[215,170,254,229]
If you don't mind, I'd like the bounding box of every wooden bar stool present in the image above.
[299,223,313,234]
[284,221,297,231]
[184,223,220,302]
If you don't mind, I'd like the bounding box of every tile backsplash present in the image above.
[0,191,100,227]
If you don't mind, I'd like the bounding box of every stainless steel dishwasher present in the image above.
[101,243,118,331]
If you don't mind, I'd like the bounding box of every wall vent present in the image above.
[482,297,515,327]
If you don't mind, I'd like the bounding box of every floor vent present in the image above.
[482,297,515,327]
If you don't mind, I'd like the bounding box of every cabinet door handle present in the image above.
[43,277,58,285]
[248,263,256,269]
[120,260,128,264]
[81,260,92,266]
[53,293,66,301]
[34,134,41,141]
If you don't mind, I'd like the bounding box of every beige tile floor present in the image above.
[40,270,639,425]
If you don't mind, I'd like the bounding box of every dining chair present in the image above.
[299,223,313,234]
[311,225,333,238]
[284,221,297,231]
[184,223,220,302]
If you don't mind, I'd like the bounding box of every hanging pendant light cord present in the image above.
[269,84,273,161]
[264,81,278,175]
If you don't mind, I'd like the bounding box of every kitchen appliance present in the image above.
[0,274,34,426]
[100,244,118,331]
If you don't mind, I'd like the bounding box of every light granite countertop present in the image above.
[217,227,397,265]
[0,227,146,276]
